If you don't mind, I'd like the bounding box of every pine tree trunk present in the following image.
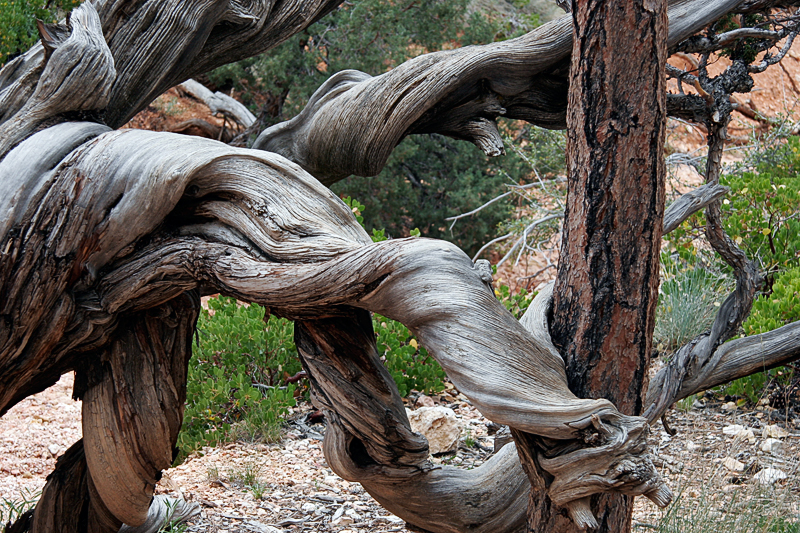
[522,1,668,531]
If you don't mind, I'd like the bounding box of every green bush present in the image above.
[662,137,800,403]
[743,266,800,336]
[0,0,81,66]
[724,267,800,402]
[374,315,447,398]
[178,297,300,460]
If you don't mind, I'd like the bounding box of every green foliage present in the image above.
[723,267,800,402]
[667,138,800,275]
[744,267,800,335]
[209,0,497,119]
[715,13,767,64]
[0,0,81,66]
[494,283,534,320]
[663,137,800,403]
[374,314,447,398]
[178,297,300,461]
[334,133,531,255]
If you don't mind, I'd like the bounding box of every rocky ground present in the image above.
[1,371,798,531]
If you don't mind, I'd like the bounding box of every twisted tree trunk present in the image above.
[1,1,799,533]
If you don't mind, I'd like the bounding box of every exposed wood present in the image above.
[177,79,256,127]
[0,3,114,160]
[252,0,745,185]
[1,1,798,532]
[663,183,729,234]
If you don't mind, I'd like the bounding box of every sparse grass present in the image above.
[654,262,731,354]
[227,457,268,499]
[653,486,799,533]
[0,489,39,525]
[642,416,799,533]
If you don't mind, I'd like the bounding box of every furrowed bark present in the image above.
[535,0,670,531]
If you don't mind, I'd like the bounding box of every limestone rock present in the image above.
[722,456,745,472]
[407,406,462,454]
[754,467,787,485]
[762,424,789,439]
[760,438,783,453]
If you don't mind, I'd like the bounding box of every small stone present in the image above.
[722,424,747,436]
[734,429,756,444]
[331,506,345,521]
[721,401,737,411]
[754,467,787,485]
[301,502,316,513]
[22,470,33,478]
[762,424,789,439]
[332,515,354,526]
[416,394,435,408]
[722,456,745,472]
[761,438,783,453]
[48,444,60,456]
[323,475,339,486]
[685,441,698,452]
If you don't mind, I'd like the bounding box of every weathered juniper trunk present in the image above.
[1,1,799,533]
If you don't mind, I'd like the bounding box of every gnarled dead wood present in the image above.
[177,79,256,127]
[253,0,746,185]
[1,1,797,532]
[0,120,670,531]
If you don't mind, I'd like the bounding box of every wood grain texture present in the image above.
[252,0,746,185]
[0,0,797,531]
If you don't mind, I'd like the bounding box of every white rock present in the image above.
[754,467,787,485]
[47,444,60,456]
[301,502,317,513]
[761,438,783,453]
[722,424,747,436]
[407,406,462,454]
[416,394,435,407]
[331,506,344,521]
[721,401,738,411]
[245,523,282,533]
[734,429,756,444]
[685,441,698,452]
[762,424,789,439]
[384,515,404,524]
[331,515,354,526]
[722,456,745,472]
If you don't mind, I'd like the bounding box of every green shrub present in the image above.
[178,297,300,460]
[375,315,447,398]
[743,266,800,336]
[0,0,81,66]
[724,267,800,402]
[495,282,534,320]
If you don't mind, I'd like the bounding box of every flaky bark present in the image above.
[539,1,669,532]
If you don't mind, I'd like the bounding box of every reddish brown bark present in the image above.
[519,1,668,531]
